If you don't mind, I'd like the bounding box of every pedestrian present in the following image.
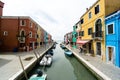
[79,46,83,53]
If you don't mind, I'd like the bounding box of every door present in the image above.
[108,47,114,63]
[32,42,35,50]
[88,43,92,53]
[96,42,101,55]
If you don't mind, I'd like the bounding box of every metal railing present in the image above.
[92,31,103,38]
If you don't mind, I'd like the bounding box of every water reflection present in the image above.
[65,55,98,80]
[27,44,98,80]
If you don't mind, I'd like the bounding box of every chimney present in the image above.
[0,1,4,16]
[86,8,89,11]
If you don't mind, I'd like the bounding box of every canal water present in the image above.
[28,43,98,80]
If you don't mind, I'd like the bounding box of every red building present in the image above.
[0,16,37,52]
[64,32,72,45]
[0,1,4,16]
[0,1,53,52]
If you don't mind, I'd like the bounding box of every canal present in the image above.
[28,43,98,80]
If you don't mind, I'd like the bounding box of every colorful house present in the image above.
[0,16,38,52]
[105,10,120,67]
[0,1,52,52]
[0,1,4,16]
[64,32,72,45]
[77,0,120,61]
[72,25,77,48]
[37,25,43,48]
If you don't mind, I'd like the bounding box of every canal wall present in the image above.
[64,45,111,80]
[9,43,54,80]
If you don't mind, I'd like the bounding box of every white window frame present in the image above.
[20,20,26,26]
[106,22,115,35]
[29,31,32,38]
[89,12,92,19]
[3,31,8,36]
[30,22,33,28]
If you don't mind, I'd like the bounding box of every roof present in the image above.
[105,10,120,20]
[80,0,100,19]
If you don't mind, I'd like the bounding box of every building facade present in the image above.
[0,1,53,52]
[0,16,38,52]
[77,0,120,61]
[64,32,72,45]
[37,25,42,48]
[0,1,4,51]
[105,10,120,67]
[0,1,4,16]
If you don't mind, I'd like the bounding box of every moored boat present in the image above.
[64,50,72,56]
[40,54,53,66]
[60,44,66,49]
[29,69,47,80]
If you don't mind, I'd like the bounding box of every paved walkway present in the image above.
[65,45,120,80]
[0,44,53,80]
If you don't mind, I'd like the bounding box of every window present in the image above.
[3,31,8,36]
[29,43,32,47]
[89,12,92,19]
[76,26,78,29]
[37,34,39,38]
[95,5,99,14]
[30,22,33,28]
[40,42,42,45]
[20,20,26,26]
[20,30,25,37]
[29,31,32,38]
[88,28,92,35]
[82,31,84,36]
[81,18,84,24]
[35,42,38,46]
[80,31,84,36]
[107,24,114,34]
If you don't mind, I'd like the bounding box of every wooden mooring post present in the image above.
[18,56,28,80]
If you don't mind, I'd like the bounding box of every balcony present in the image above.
[92,31,103,40]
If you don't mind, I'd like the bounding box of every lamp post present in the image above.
[17,32,30,51]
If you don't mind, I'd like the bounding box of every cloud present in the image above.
[2,0,97,40]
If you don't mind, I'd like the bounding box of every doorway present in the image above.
[107,47,114,63]
[88,43,92,53]
[96,42,101,55]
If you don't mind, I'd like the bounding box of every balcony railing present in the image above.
[92,31,103,39]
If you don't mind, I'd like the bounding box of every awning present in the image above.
[76,40,90,45]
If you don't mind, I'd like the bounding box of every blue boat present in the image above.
[64,50,72,56]
[60,44,66,49]
[29,69,47,80]
[29,74,47,80]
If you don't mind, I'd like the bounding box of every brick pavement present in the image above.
[0,44,53,80]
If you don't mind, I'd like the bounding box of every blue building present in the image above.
[105,10,120,67]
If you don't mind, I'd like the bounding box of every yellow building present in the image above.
[78,0,120,61]
[37,25,42,48]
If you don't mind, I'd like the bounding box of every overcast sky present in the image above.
[2,0,97,41]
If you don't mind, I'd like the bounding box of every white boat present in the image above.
[40,54,53,66]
